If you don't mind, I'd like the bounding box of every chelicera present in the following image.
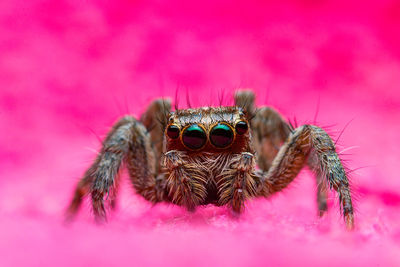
[67,91,354,229]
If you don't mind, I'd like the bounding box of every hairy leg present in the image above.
[234,90,291,170]
[124,121,165,204]
[218,152,258,213]
[163,150,207,211]
[257,125,354,229]
[66,165,95,220]
[251,107,291,171]
[316,175,329,216]
[67,116,157,222]
[235,91,329,216]
[234,90,256,118]
[140,98,171,174]
[308,151,329,216]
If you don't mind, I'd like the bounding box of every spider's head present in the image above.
[164,106,252,154]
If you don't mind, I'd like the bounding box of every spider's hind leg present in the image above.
[140,98,171,174]
[250,106,291,171]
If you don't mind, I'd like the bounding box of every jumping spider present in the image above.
[67,91,354,229]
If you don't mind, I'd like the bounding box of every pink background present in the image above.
[1,0,400,266]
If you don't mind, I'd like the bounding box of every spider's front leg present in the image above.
[163,151,207,211]
[67,116,154,222]
[257,125,354,229]
[218,153,258,214]
[67,99,172,222]
[235,90,330,217]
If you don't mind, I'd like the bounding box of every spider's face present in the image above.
[165,106,251,154]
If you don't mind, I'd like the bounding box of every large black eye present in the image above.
[167,125,180,139]
[182,124,207,150]
[235,121,248,135]
[210,123,234,148]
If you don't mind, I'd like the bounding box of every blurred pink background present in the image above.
[1,0,400,266]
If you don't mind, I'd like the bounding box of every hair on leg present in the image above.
[89,116,143,222]
[308,151,329,216]
[218,152,258,214]
[240,91,330,219]
[66,166,95,221]
[257,125,354,229]
[163,150,207,211]
[140,98,171,174]
[251,106,292,171]
[67,116,153,222]
[234,90,256,119]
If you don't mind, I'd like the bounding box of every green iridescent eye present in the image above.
[182,124,207,150]
[210,123,234,148]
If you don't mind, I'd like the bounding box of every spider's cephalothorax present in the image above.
[67,91,355,229]
[162,106,256,212]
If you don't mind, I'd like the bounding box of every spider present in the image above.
[67,90,354,229]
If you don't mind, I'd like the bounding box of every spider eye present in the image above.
[235,121,248,135]
[167,125,180,139]
[210,123,234,148]
[182,124,207,150]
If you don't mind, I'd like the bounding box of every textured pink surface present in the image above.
[1,1,400,266]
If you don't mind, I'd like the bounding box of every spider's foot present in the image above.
[318,200,328,217]
[65,203,79,223]
[92,189,108,224]
[318,210,326,217]
[93,207,108,224]
[345,213,355,230]
[110,198,117,210]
